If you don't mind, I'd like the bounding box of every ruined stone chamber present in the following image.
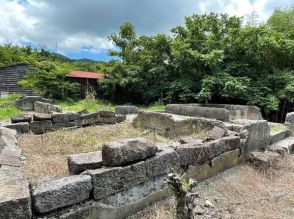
[1,101,292,219]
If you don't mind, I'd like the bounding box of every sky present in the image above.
[0,0,293,61]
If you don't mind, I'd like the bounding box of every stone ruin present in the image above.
[1,101,294,219]
[4,96,127,134]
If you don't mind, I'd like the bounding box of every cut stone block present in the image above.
[11,114,31,123]
[30,120,52,134]
[102,138,158,167]
[50,104,62,113]
[235,120,271,154]
[87,161,148,200]
[285,112,294,127]
[81,112,101,126]
[68,151,103,175]
[0,166,32,219]
[247,151,281,167]
[31,175,92,213]
[269,137,294,155]
[4,122,30,133]
[102,116,116,124]
[15,95,51,111]
[115,106,139,115]
[145,149,181,177]
[34,101,52,114]
[133,111,228,138]
[176,136,240,165]
[270,130,287,145]
[184,149,240,182]
[99,111,115,117]
[52,122,76,129]
[33,113,52,121]
[52,113,71,123]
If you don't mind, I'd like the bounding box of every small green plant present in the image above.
[0,93,21,121]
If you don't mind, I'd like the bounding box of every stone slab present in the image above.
[183,149,240,182]
[269,137,294,154]
[99,111,115,117]
[11,114,32,123]
[102,138,158,167]
[4,122,30,133]
[0,166,32,219]
[87,161,148,200]
[31,175,92,213]
[52,122,76,129]
[68,151,103,175]
[115,106,139,115]
[33,113,52,121]
[270,130,287,145]
[34,101,52,114]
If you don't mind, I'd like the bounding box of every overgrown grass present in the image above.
[19,121,168,181]
[0,93,21,121]
[58,99,115,112]
[144,103,166,111]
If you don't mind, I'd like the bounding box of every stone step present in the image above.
[269,137,294,154]
[270,130,288,145]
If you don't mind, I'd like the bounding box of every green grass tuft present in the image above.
[0,93,22,121]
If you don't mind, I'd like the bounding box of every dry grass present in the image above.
[132,155,294,219]
[19,122,169,181]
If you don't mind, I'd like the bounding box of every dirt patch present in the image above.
[18,121,169,181]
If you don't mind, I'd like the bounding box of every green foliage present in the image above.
[0,93,21,120]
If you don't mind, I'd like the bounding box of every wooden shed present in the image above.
[66,71,106,98]
[0,64,33,97]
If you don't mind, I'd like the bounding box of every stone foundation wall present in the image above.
[0,126,245,219]
[166,103,263,121]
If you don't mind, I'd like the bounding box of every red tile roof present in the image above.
[67,71,105,79]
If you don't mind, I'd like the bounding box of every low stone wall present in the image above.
[133,110,228,138]
[0,127,244,219]
[0,127,32,219]
[5,111,126,135]
[166,103,263,121]
[166,104,230,121]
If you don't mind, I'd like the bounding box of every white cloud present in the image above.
[0,0,293,55]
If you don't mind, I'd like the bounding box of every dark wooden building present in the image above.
[66,71,105,98]
[0,64,33,97]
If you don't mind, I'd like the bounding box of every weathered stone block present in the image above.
[52,122,76,129]
[33,113,52,121]
[133,111,228,138]
[115,106,139,115]
[31,175,92,213]
[30,120,52,134]
[209,126,225,140]
[102,116,116,124]
[270,130,287,145]
[235,120,271,154]
[15,96,51,111]
[11,114,31,123]
[102,138,158,167]
[34,101,52,114]
[77,109,89,115]
[87,161,148,200]
[50,104,62,113]
[246,151,281,167]
[146,149,180,177]
[68,151,103,175]
[81,112,100,126]
[99,111,115,117]
[176,136,240,165]
[269,137,294,155]
[285,112,294,127]
[115,115,126,123]
[0,166,32,219]
[184,149,240,182]
[166,104,230,121]
[52,112,70,123]
[4,122,30,134]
